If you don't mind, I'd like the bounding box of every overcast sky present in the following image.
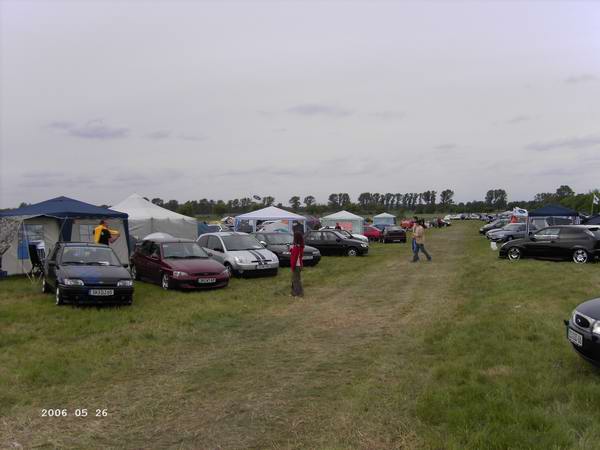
[1,0,599,208]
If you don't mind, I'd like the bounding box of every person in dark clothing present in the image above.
[335,223,342,230]
[290,230,304,297]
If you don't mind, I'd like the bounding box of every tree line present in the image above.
[6,185,598,217]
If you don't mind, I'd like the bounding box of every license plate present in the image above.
[257,264,270,269]
[568,328,583,347]
[89,289,114,296]
[303,255,313,260]
[198,278,216,284]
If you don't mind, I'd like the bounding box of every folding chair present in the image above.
[27,244,45,282]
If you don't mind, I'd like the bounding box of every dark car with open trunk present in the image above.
[304,230,368,257]
[252,232,321,267]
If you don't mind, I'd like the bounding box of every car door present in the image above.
[135,240,153,277]
[322,231,342,255]
[305,232,324,254]
[207,236,226,264]
[556,228,587,259]
[527,227,561,258]
[144,242,162,282]
[46,245,61,288]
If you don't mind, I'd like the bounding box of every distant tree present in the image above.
[289,196,301,211]
[556,185,575,198]
[328,193,340,208]
[164,199,179,211]
[339,193,351,207]
[18,202,30,208]
[151,198,164,207]
[440,189,455,208]
[262,196,275,206]
[303,195,316,207]
[358,192,372,208]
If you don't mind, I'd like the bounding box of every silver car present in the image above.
[197,232,279,276]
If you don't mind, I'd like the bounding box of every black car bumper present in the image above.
[565,319,600,366]
[277,253,321,267]
[59,285,134,305]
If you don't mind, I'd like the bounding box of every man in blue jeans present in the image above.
[412,220,432,262]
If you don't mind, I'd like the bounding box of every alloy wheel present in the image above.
[347,248,358,257]
[573,249,588,264]
[55,287,63,305]
[161,274,170,290]
[508,247,521,261]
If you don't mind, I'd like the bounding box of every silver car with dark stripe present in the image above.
[197,232,279,277]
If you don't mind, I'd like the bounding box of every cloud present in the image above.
[48,119,130,139]
[286,103,352,117]
[526,134,600,151]
[434,144,456,150]
[145,130,171,140]
[564,74,598,84]
[371,110,405,120]
[18,171,100,189]
[178,134,206,142]
[505,115,531,125]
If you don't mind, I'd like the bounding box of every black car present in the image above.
[382,226,407,243]
[565,298,600,366]
[499,225,600,264]
[304,230,369,256]
[253,232,321,266]
[42,242,134,305]
[479,218,510,235]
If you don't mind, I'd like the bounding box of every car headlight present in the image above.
[592,321,600,336]
[282,251,291,255]
[220,269,230,276]
[360,243,368,248]
[234,256,243,264]
[117,279,133,287]
[172,271,189,278]
[64,278,84,286]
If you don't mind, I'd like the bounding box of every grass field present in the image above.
[2,221,600,449]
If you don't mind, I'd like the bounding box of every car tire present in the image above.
[224,263,234,277]
[42,277,50,293]
[347,247,358,257]
[507,247,522,261]
[130,264,140,280]
[161,273,170,290]
[573,249,589,264]
[55,287,64,305]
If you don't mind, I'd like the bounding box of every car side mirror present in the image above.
[336,238,341,242]
[260,241,267,246]
[530,235,536,241]
[207,252,214,257]
[122,263,129,268]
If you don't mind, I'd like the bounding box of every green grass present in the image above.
[1,222,600,449]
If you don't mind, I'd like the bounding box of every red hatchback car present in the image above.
[362,225,383,241]
[130,238,230,290]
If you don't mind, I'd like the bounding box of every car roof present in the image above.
[144,238,196,243]
[253,231,292,235]
[202,231,248,237]
[58,241,109,248]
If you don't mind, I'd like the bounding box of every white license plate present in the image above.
[257,264,270,269]
[198,278,216,284]
[568,328,583,347]
[303,256,313,260]
[89,289,114,296]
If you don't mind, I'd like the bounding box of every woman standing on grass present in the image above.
[290,229,304,297]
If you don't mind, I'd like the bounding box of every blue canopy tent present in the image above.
[0,196,130,275]
[527,204,580,232]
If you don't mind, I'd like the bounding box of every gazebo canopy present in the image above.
[373,212,396,218]
[235,206,306,232]
[528,204,579,217]
[0,196,127,219]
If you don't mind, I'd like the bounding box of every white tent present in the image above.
[321,210,365,233]
[234,206,306,233]
[373,212,396,226]
[111,194,198,240]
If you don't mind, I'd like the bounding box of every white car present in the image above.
[319,227,369,243]
[197,232,279,276]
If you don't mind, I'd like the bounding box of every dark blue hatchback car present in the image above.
[42,242,134,306]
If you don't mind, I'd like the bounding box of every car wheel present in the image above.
[224,263,234,277]
[42,277,50,293]
[161,273,170,290]
[507,247,522,261]
[573,249,589,264]
[130,264,140,280]
[55,287,64,305]
[347,247,358,257]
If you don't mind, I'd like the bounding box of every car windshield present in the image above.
[263,234,293,245]
[162,242,208,259]
[61,247,121,266]
[222,235,264,251]
[338,230,352,238]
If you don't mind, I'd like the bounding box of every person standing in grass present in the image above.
[412,219,432,262]
[290,229,304,297]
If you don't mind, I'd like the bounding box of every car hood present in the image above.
[575,298,600,320]
[228,248,278,261]
[267,244,319,254]
[163,258,225,273]
[60,265,131,283]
